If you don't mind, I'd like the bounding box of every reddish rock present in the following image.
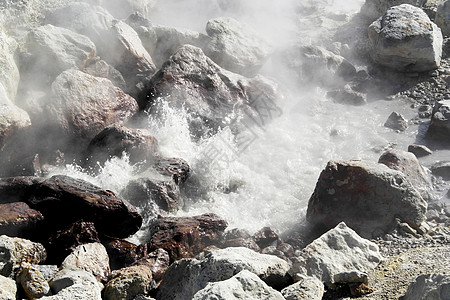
[221,228,260,252]
[146,213,228,262]
[81,58,126,91]
[252,227,280,249]
[133,248,170,282]
[0,202,43,237]
[103,237,144,270]
[154,157,190,185]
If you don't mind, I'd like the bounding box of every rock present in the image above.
[426,100,450,141]
[22,24,96,86]
[61,243,110,283]
[103,265,153,300]
[101,0,154,19]
[146,213,227,262]
[81,57,127,91]
[378,149,433,201]
[430,161,450,179]
[281,274,324,300]
[306,160,427,238]
[408,144,433,157]
[43,69,138,150]
[204,17,272,77]
[0,274,16,300]
[360,0,425,21]
[289,222,382,286]
[368,4,443,72]
[125,12,158,58]
[221,228,260,252]
[327,84,367,106]
[0,30,19,101]
[33,265,59,282]
[0,235,46,278]
[252,227,280,249]
[153,157,190,185]
[334,270,369,284]
[19,263,51,299]
[0,202,43,238]
[402,273,450,299]
[192,270,285,300]
[384,112,409,131]
[103,238,143,271]
[436,0,450,36]
[157,247,291,300]
[132,248,170,282]
[41,267,102,300]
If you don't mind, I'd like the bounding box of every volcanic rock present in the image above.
[360,0,425,21]
[132,248,170,282]
[153,157,190,185]
[384,112,409,131]
[125,12,158,57]
[192,270,285,300]
[103,238,142,270]
[306,160,427,238]
[0,30,19,101]
[252,227,280,249]
[103,265,153,300]
[426,100,450,141]
[157,247,291,300]
[281,274,324,300]
[327,84,367,106]
[402,273,450,299]
[0,275,16,300]
[436,0,450,36]
[408,144,433,157]
[0,202,43,238]
[368,4,443,72]
[19,263,51,299]
[146,213,227,262]
[430,161,450,179]
[221,228,260,252]
[81,57,127,91]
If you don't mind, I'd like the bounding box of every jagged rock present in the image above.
[192,270,285,300]
[146,213,227,262]
[41,267,102,300]
[132,248,170,282]
[101,0,155,19]
[281,274,324,300]
[19,263,51,299]
[221,228,261,252]
[0,235,46,278]
[289,222,382,286]
[436,0,450,36]
[384,112,409,131]
[0,30,19,101]
[430,161,450,179]
[0,275,16,300]
[252,227,280,249]
[157,247,291,300]
[360,0,425,21]
[103,238,143,270]
[103,265,153,300]
[408,144,433,157]
[402,273,450,299]
[32,265,59,282]
[81,57,127,90]
[0,202,43,238]
[327,84,367,106]
[153,157,190,185]
[22,24,96,86]
[43,69,138,150]
[426,100,450,141]
[368,4,443,72]
[306,160,427,238]
[125,12,158,57]
[204,17,271,76]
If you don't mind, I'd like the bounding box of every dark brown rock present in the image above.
[153,157,190,185]
[146,213,228,262]
[103,237,144,270]
[132,248,170,282]
[221,228,260,252]
[252,227,280,249]
[0,176,35,204]
[408,144,433,157]
[0,202,43,238]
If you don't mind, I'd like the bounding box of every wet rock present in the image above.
[42,267,102,300]
[146,213,227,262]
[43,69,138,151]
[153,157,190,185]
[0,235,46,278]
[281,274,324,300]
[132,248,170,282]
[0,275,16,300]
[84,124,159,166]
[0,30,19,101]
[204,17,271,77]
[436,0,450,36]
[61,243,110,283]
[368,4,443,72]
[408,144,433,157]
[192,270,285,300]
[0,202,43,238]
[19,263,51,299]
[22,24,96,86]
[426,100,450,141]
[81,57,127,91]
[252,227,280,249]
[402,273,450,299]
[306,160,427,238]
[221,228,261,252]
[289,222,382,286]
[103,238,142,270]
[157,247,291,300]
[384,112,409,131]
[103,265,153,300]
[430,161,450,179]
[327,84,367,106]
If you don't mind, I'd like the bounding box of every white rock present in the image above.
[435,0,450,36]
[192,270,285,300]
[0,274,17,300]
[281,274,324,300]
[289,222,383,286]
[368,4,443,72]
[360,0,425,21]
[0,30,19,101]
[403,273,450,300]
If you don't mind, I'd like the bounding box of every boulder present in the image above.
[61,243,110,283]
[368,4,443,72]
[192,270,285,300]
[19,263,51,299]
[158,247,291,300]
[281,274,324,300]
[0,275,16,300]
[101,0,155,19]
[41,267,102,300]
[306,160,427,238]
[408,144,433,157]
[81,57,127,91]
[132,248,170,282]
[32,264,59,282]
[125,12,158,58]
[436,0,450,36]
[0,30,19,101]
[402,273,450,299]
[327,85,367,106]
[384,112,409,131]
[103,265,153,300]
[221,228,260,252]
[426,100,450,141]
[252,227,280,249]
[360,0,425,21]
[204,17,272,77]
[44,69,138,150]
[0,202,43,238]
[103,238,143,270]
[0,235,46,278]
[289,222,382,286]
[153,157,190,185]
[146,213,227,262]
[430,161,450,179]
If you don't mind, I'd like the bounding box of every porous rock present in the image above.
[0,274,16,300]
[192,270,285,300]
[289,222,382,286]
[281,274,324,300]
[368,4,443,72]
[306,160,427,238]
[402,273,450,299]
[157,247,291,300]
[426,100,450,141]
[19,263,51,299]
[103,265,153,300]
[436,0,450,36]
[0,202,43,238]
[103,237,142,270]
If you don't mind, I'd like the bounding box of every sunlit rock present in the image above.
[306,160,427,238]
[103,237,142,270]
[133,248,170,282]
[402,273,450,300]
[19,263,51,299]
[0,275,16,300]
[81,57,127,91]
[0,202,43,238]
[408,144,433,157]
[384,111,408,131]
[426,100,450,141]
[360,0,425,21]
[289,222,382,287]
[368,4,443,72]
[192,270,285,300]
[281,274,324,300]
[327,84,367,106]
[104,265,153,300]
[435,0,450,36]
[101,0,156,20]
[125,12,158,57]
[0,30,19,101]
